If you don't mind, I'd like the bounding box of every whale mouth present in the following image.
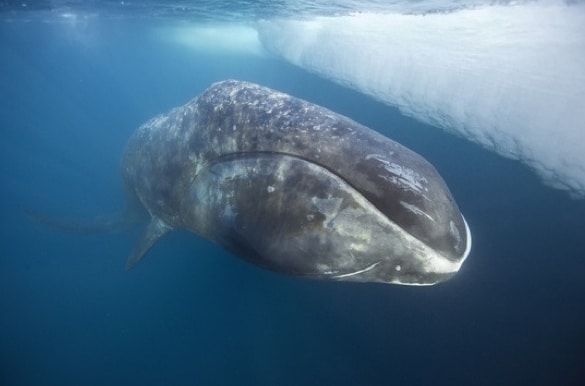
[336,217,471,286]
[186,150,472,285]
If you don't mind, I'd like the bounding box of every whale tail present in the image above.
[26,182,151,234]
[26,194,172,270]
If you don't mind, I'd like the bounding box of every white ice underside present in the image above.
[257,1,585,197]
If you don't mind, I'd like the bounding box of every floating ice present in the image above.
[257,1,585,197]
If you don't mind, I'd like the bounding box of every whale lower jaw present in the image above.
[325,216,472,286]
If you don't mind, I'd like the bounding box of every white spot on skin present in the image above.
[450,220,461,247]
[221,205,236,224]
[267,185,275,193]
[400,201,435,222]
[311,195,343,227]
[396,265,401,271]
[365,154,428,194]
[333,262,380,279]
[306,213,315,221]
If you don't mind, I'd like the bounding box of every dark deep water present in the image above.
[1,13,585,386]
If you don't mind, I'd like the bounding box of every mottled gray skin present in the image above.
[122,80,471,285]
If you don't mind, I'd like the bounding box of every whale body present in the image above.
[120,80,471,285]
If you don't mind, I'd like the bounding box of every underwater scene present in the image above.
[1,1,584,385]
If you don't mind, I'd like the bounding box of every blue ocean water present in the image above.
[1,1,584,386]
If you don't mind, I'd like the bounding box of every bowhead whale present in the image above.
[113,80,471,285]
